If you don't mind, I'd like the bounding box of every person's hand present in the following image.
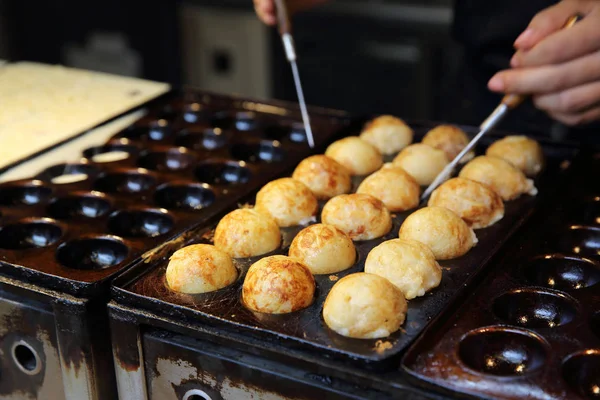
[487,0,600,126]
[253,0,329,26]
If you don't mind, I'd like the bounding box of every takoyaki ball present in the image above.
[486,135,544,177]
[325,137,383,176]
[291,155,352,200]
[356,165,420,212]
[321,193,392,241]
[242,255,315,314]
[365,239,442,300]
[323,273,407,339]
[254,178,318,227]
[166,244,237,294]
[288,223,356,275]
[399,206,478,260]
[458,156,537,201]
[428,177,504,229]
[392,144,449,186]
[359,115,414,155]
[214,208,280,258]
[422,124,475,162]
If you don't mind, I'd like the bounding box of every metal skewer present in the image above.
[420,15,579,203]
[274,0,316,149]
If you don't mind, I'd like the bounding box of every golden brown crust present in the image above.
[359,115,414,155]
[325,136,383,176]
[398,206,477,260]
[214,208,281,258]
[458,155,538,201]
[166,244,237,294]
[292,155,352,200]
[485,135,545,177]
[392,143,449,186]
[356,166,420,212]
[321,193,392,241]
[364,239,441,299]
[428,177,505,229]
[254,178,318,227]
[322,272,407,339]
[288,223,356,274]
[422,124,474,162]
[242,255,315,314]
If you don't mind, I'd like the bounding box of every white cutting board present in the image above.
[0,61,170,171]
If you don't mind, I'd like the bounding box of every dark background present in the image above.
[0,0,462,122]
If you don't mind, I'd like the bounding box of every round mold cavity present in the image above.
[562,350,600,399]
[37,163,99,185]
[175,128,228,151]
[458,326,548,377]
[214,111,260,131]
[83,143,137,163]
[116,126,149,141]
[56,236,128,270]
[523,254,600,290]
[137,148,196,172]
[195,161,251,186]
[47,193,111,220]
[0,182,53,206]
[230,141,285,163]
[94,170,157,194]
[558,226,600,258]
[11,340,42,376]
[492,288,578,328]
[156,105,178,122]
[265,122,307,143]
[154,183,216,211]
[107,209,174,238]
[570,197,600,225]
[147,119,173,141]
[592,312,600,339]
[0,219,63,250]
[183,102,210,124]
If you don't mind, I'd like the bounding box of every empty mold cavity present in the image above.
[116,120,172,141]
[570,197,600,225]
[492,288,577,328]
[0,183,53,206]
[108,209,174,238]
[157,105,178,122]
[94,170,157,194]
[56,236,128,270]
[0,219,63,250]
[83,144,137,163]
[523,254,600,290]
[458,326,548,376]
[137,148,196,172]
[47,193,111,220]
[183,103,210,124]
[154,183,215,210]
[195,161,251,186]
[175,128,228,151]
[214,111,260,131]
[558,226,600,258]
[230,141,285,163]
[37,163,99,185]
[562,350,600,399]
[265,122,307,143]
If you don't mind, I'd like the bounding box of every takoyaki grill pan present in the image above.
[0,90,350,297]
[111,118,580,369]
[402,149,600,400]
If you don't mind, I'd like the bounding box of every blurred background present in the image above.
[0,0,463,122]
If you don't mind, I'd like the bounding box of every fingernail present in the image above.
[510,54,520,68]
[488,76,505,91]
[514,29,534,46]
